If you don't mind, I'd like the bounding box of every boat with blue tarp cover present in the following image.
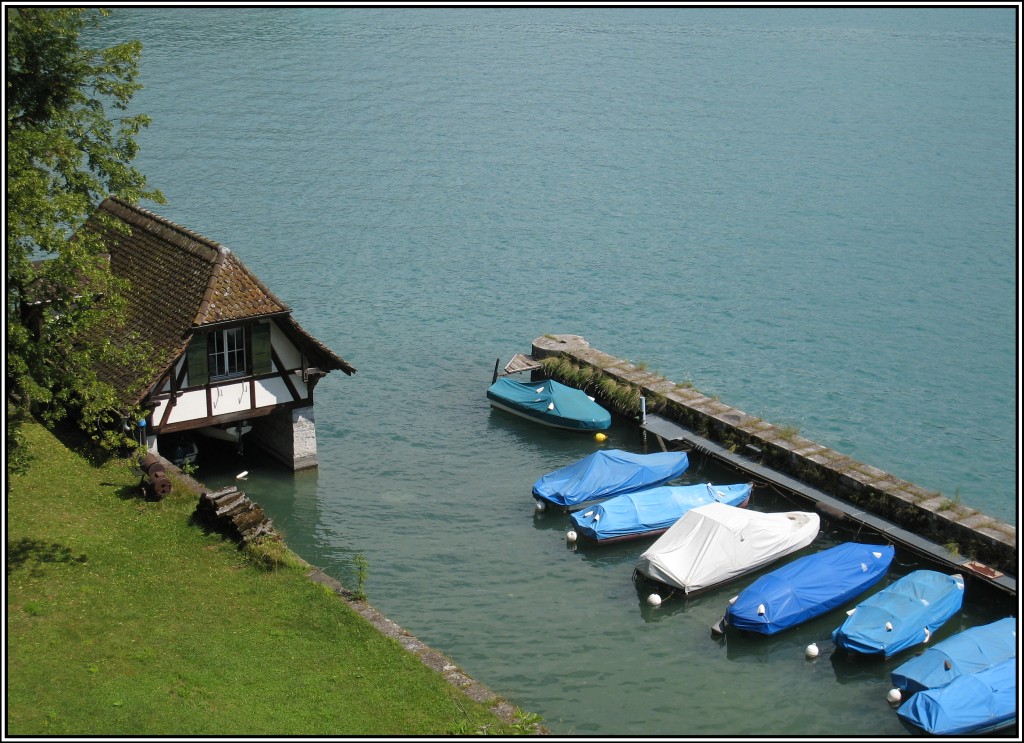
[717,542,895,636]
[896,657,1017,736]
[487,377,611,432]
[568,482,752,545]
[889,616,1017,699]
[831,570,965,658]
[532,449,689,511]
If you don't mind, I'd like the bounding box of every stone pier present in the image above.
[529,334,1017,581]
[249,405,320,471]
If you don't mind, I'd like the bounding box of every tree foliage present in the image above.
[6,7,165,456]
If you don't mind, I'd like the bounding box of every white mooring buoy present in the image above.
[887,688,902,705]
[805,642,819,659]
[566,530,578,543]
[647,593,662,607]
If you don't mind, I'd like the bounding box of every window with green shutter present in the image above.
[251,322,272,375]
[186,333,209,387]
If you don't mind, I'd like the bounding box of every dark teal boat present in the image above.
[487,377,611,432]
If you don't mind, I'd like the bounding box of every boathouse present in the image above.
[77,197,355,470]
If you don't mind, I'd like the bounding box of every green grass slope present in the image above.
[6,420,533,736]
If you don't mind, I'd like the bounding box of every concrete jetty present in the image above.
[526,334,1016,593]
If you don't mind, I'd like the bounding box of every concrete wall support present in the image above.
[249,405,319,471]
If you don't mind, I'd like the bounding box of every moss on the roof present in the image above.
[78,197,355,407]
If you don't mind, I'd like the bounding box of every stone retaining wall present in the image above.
[531,334,1017,575]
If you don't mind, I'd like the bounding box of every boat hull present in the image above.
[724,542,895,635]
[166,437,199,468]
[831,570,965,658]
[198,422,252,442]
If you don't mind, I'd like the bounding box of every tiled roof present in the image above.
[80,197,355,406]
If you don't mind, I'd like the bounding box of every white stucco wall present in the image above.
[153,319,312,428]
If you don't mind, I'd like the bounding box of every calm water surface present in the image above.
[89,8,1017,736]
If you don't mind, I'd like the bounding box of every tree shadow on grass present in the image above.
[7,537,87,574]
[46,418,137,468]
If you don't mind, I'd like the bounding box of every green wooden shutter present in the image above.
[186,333,209,387]
[251,323,272,375]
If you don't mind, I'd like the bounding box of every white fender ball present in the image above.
[887,688,902,705]
[566,530,577,543]
[805,643,819,659]
[535,500,546,512]
[647,593,662,607]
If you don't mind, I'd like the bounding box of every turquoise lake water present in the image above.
[88,7,1017,736]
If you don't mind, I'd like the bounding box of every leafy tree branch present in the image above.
[6,7,165,458]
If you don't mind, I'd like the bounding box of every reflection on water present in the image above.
[183,418,1014,737]
[829,646,900,687]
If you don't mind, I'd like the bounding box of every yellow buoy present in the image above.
[595,432,608,442]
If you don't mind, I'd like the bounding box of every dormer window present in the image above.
[209,326,247,379]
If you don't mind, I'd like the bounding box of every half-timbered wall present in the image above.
[149,318,313,433]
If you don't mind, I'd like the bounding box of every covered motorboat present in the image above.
[717,542,894,635]
[831,570,965,658]
[896,657,1017,736]
[889,616,1017,699]
[198,421,252,442]
[165,436,199,468]
[486,377,611,432]
[634,502,820,599]
[568,482,752,545]
[532,449,689,511]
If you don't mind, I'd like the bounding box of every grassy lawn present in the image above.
[6,420,534,736]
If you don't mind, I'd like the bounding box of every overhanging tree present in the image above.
[6,7,165,460]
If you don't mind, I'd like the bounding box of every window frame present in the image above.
[207,325,249,381]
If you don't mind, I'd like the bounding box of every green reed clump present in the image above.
[543,356,601,391]
[598,375,642,413]
[541,355,644,416]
